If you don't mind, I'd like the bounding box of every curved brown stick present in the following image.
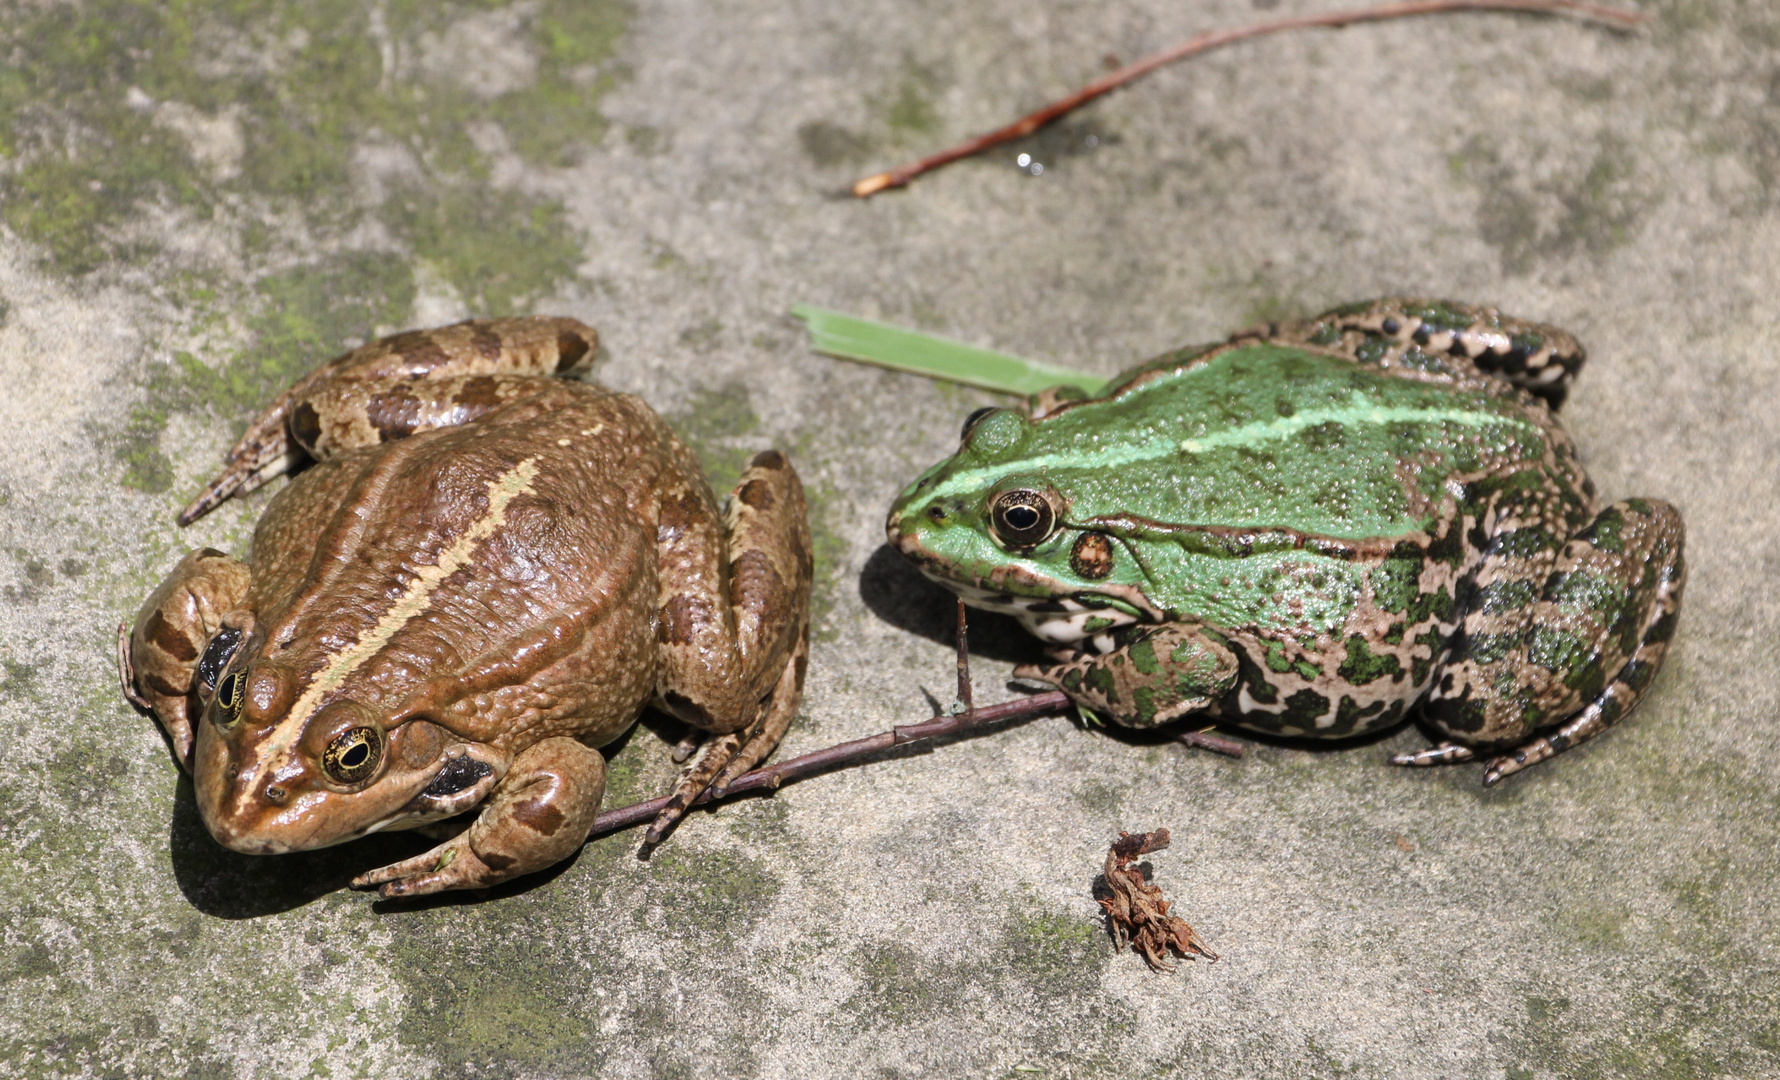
[590,691,1071,837]
[852,0,1648,197]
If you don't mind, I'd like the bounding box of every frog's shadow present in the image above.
[858,544,1047,665]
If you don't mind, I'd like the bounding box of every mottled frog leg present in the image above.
[353,736,606,898]
[1408,499,1686,785]
[1015,624,1238,730]
[648,449,814,843]
[179,316,598,524]
[119,548,252,770]
[1245,298,1586,410]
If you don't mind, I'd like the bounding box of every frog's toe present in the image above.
[353,836,503,898]
[1479,738,1566,787]
[1389,742,1476,768]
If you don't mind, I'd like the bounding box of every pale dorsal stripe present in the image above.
[272,457,541,756]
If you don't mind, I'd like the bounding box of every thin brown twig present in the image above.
[851,0,1649,197]
[588,690,1073,837]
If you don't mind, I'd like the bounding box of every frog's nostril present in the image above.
[927,503,947,522]
[264,784,288,805]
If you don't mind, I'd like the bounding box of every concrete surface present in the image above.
[1,0,1777,1076]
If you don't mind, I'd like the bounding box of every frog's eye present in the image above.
[990,489,1057,547]
[321,727,385,785]
[197,627,244,691]
[961,407,998,442]
[214,671,247,727]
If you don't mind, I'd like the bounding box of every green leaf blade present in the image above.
[793,304,1107,397]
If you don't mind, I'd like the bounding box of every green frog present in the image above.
[119,317,812,897]
[887,298,1684,784]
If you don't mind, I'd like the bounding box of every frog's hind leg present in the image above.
[1250,298,1587,409]
[647,449,814,845]
[179,316,598,524]
[1406,499,1686,784]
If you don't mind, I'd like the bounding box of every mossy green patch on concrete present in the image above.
[666,381,762,494]
[1002,907,1104,990]
[109,252,417,493]
[1,0,625,277]
[799,480,850,641]
[3,0,626,502]
[387,895,607,1079]
[880,64,944,137]
[640,845,780,938]
[842,941,969,1028]
[1455,132,1656,275]
[382,185,583,317]
[1505,970,1780,1080]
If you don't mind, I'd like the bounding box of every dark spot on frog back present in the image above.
[452,375,504,410]
[657,490,706,543]
[392,333,449,369]
[144,610,199,662]
[737,478,774,511]
[367,384,424,439]
[658,594,709,647]
[470,324,503,361]
[290,401,324,454]
[512,800,566,837]
[555,328,593,371]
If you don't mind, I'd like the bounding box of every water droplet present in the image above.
[1030,163,1044,176]
[1084,135,1099,149]
[1016,153,1031,167]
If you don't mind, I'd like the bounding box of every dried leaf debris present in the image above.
[1100,829,1218,972]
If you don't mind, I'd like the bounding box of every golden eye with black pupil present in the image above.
[990,489,1056,547]
[215,671,246,726]
[197,626,243,690]
[322,727,384,785]
[961,407,997,442]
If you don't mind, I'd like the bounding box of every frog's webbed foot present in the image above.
[353,737,604,899]
[645,636,806,846]
[1389,742,1477,768]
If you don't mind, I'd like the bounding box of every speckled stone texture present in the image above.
[2,1,1776,1077]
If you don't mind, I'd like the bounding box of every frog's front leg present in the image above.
[118,547,251,769]
[352,736,606,898]
[648,449,813,843]
[1400,499,1686,784]
[1016,624,1238,729]
[180,316,598,524]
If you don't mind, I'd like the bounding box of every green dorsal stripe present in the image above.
[921,396,1528,504]
[793,304,1108,397]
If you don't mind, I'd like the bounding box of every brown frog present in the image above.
[118,317,812,898]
